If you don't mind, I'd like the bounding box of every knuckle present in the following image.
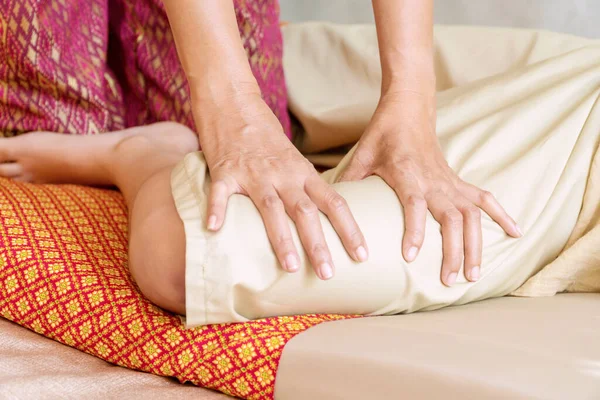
[274,235,294,249]
[347,230,363,246]
[310,243,328,259]
[392,157,418,172]
[463,206,481,220]
[326,193,347,212]
[213,156,236,171]
[238,124,262,137]
[211,180,229,194]
[427,189,445,200]
[406,227,425,239]
[295,200,318,217]
[213,179,228,188]
[261,194,282,210]
[479,190,495,204]
[405,194,426,209]
[439,183,455,194]
[442,209,463,227]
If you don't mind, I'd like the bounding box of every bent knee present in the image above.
[130,254,186,315]
[128,205,187,315]
[127,165,188,315]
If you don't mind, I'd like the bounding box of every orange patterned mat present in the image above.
[0,178,355,399]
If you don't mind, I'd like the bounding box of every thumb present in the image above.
[206,175,238,231]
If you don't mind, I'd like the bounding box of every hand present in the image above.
[339,92,522,286]
[196,92,368,280]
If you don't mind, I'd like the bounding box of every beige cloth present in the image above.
[284,23,600,298]
[173,23,600,326]
[0,318,228,400]
[275,293,600,400]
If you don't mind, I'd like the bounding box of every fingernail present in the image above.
[207,215,217,231]
[516,224,524,237]
[470,266,480,281]
[320,263,333,280]
[406,246,418,262]
[285,253,299,272]
[446,272,457,286]
[355,246,368,262]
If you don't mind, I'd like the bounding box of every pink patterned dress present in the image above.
[0,0,291,138]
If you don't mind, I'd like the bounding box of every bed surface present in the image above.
[3,294,599,399]
[276,294,600,399]
[0,318,229,400]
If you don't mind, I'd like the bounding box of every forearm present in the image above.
[162,1,259,117]
[371,0,435,98]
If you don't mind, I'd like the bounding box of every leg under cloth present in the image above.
[0,122,198,315]
[176,25,600,326]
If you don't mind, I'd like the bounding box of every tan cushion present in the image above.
[275,294,600,399]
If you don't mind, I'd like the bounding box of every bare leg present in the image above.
[0,122,198,314]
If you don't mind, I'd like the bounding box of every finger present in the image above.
[206,178,235,231]
[0,141,15,163]
[279,187,334,280]
[460,182,522,238]
[389,173,427,263]
[426,192,464,286]
[249,187,300,273]
[337,150,373,183]
[455,198,482,282]
[305,176,368,262]
[0,162,22,178]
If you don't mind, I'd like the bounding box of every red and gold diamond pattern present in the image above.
[0,178,356,399]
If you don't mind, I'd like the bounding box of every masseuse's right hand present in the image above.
[196,91,368,280]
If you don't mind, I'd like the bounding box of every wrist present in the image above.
[379,85,436,117]
[381,72,436,100]
[189,76,261,107]
[373,87,437,139]
[192,89,280,151]
[380,51,436,97]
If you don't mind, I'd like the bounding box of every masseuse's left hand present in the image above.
[338,91,523,286]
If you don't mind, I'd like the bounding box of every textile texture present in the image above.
[0,178,355,399]
[0,0,291,136]
[284,23,600,300]
[172,24,600,327]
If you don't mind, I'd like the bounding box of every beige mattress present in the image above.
[2,294,599,399]
[276,293,600,399]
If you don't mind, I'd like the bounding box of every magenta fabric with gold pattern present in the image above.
[0,0,291,137]
[0,1,127,135]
